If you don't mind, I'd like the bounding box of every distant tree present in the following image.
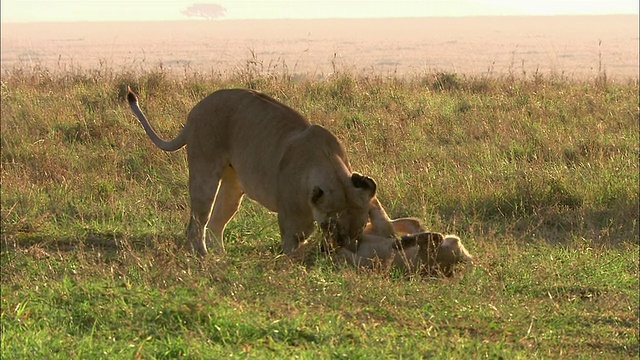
[182,3,227,20]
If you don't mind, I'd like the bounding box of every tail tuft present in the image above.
[127,86,138,104]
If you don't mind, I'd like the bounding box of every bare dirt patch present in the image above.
[2,16,637,79]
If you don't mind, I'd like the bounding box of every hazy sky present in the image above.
[2,0,638,22]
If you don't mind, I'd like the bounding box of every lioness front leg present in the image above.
[280,231,311,254]
[278,213,315,254]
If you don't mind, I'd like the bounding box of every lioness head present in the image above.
[312,173,377,248]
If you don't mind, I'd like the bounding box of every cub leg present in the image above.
[206,166,244,253]
[388,218,425,235]
[334,236,397,271]
[364,197,396,238]
[186,163,224,256]
[335,247,362,267]
[334,247,377,268]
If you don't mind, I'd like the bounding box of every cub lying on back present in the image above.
[335,202,474,276]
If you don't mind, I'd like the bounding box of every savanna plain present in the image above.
[1,17,639,359]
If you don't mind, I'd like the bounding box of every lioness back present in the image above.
[185,89,318,210]
[188,89,311,134]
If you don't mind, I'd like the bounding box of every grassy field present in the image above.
[1,64,638,358]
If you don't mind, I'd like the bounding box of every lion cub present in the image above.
[335,202,474,276]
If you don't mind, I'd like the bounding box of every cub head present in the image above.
[405,232,474,277]
[312,172,377,249]
[435,235,474,277]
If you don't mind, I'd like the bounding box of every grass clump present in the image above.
[1,64,638,358]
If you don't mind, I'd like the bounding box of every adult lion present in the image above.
[127,87,378,256]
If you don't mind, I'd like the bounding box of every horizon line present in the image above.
[3,13,637,24]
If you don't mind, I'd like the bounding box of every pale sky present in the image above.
[1,0,638,22]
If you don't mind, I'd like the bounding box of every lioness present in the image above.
[336,214,474,277]
[127,87,379,255]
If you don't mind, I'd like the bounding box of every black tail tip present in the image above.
[126,86,137,103]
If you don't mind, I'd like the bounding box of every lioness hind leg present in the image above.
[207,166,244,252]
[186,164,224,256]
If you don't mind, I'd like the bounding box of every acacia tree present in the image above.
[182,3,227,20]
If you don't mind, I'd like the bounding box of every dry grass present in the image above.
[1,63,638,358]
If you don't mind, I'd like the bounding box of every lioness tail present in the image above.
[127,87,187,152]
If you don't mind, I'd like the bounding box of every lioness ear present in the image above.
[351,173,376,197]
[311,186,324,204]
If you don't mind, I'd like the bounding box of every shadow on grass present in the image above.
[0,229,292,265]
[437,192,638,245]
[0,230,183,255]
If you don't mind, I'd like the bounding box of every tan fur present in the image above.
[435,235,474,276]
[363,216,426,237]
[335,214,474,276]
[127,88,378,255]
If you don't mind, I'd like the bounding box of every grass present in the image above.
[1,62,638,358]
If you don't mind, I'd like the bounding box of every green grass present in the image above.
[1,63,638,358]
